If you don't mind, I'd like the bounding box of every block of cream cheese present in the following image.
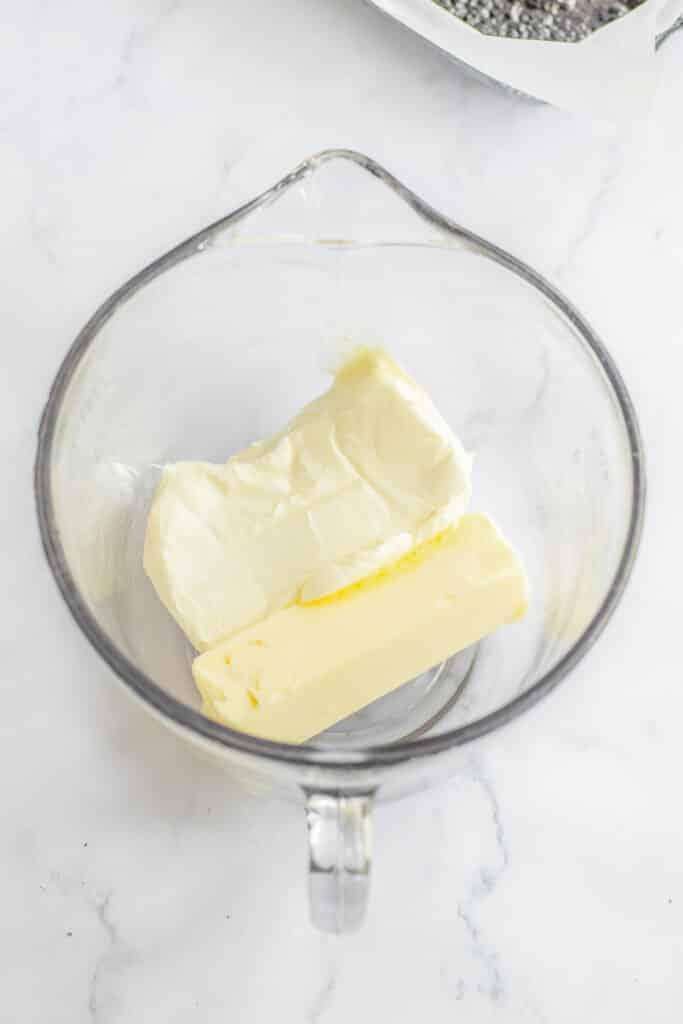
[144,349,472,651]
[193,514,528,743]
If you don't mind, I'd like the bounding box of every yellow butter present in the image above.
[193,514,528,743]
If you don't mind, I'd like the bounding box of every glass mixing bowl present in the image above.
[35,150,644,932]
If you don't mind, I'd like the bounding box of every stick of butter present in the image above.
[144,349,472,651]
[193,514,528,743]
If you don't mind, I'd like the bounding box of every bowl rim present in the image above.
[34,149,646,769]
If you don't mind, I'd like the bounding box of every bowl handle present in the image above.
[305,791,373,933]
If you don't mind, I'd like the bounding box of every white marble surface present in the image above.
[2,2,683,1021]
